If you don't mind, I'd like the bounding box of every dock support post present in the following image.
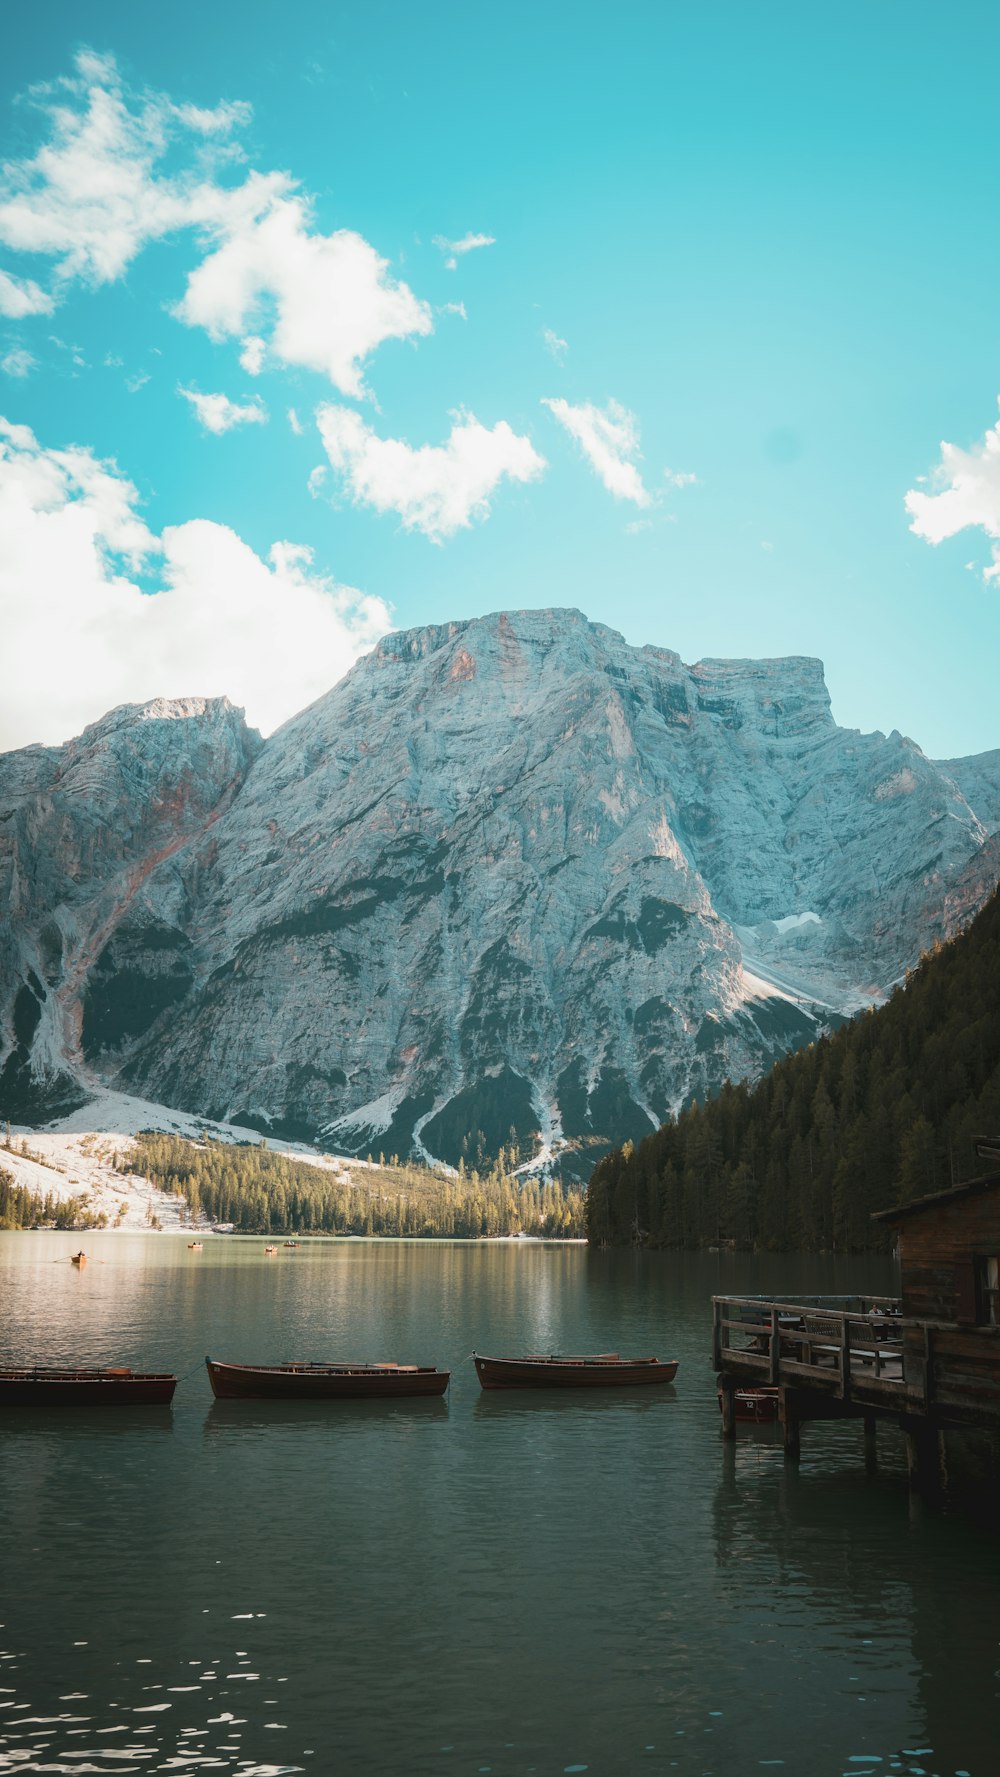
[936,1429,949,1498]
[863,1414,878,1474]
[904,1420,941,1500]
[780,1388,800,1462]
[720,1376,736,1439]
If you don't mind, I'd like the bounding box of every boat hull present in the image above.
[0,1369,177,1406]
[206,1359,450,1400]
[718,1384,780,1423]
[473,1353,679,1390]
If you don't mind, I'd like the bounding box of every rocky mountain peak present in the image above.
[2,607,998,1174]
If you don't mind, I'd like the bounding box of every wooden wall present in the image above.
[898,1190,1000,1321]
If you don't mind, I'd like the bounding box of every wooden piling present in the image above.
[863,1414,878,1474]
[719,1376,736,1439]
[780,1388,800,1462]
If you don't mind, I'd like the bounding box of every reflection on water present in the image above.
[204,1395,451,1433]
[473,1384,677,1420]
[1,1233,998,1775]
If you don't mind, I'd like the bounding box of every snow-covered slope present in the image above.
[2,609,998,1178]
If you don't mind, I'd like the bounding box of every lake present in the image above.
[0,1233,997,1777]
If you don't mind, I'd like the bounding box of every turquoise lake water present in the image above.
[0,1233,997,1776]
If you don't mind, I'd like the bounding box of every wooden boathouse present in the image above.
[712,1140,1000,1503]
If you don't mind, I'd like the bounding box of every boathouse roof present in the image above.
[872,1174,1000,1224]
[873,1139,1000,1223]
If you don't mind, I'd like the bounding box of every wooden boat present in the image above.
[283,1239,299,1248]
[70,1251,87,1267]
[717,1382,780,1423]
[0,1367,177,1406]
[264,1245,278,1255]
[206,1357,450,1400]
[472,1351,679,1390]
[187,1241,204,1250]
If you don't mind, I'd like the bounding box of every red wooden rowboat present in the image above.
[0,1367,177,1406]
[472,1351,679,1390]
[717,1382,780,1423]
[205,1357,450,1400]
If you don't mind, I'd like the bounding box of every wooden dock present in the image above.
[712,1290,1000,1492]
[713,1149,1000,1508]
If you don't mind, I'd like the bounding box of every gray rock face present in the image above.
[1,610,997,1176]
[0,698,261,1120]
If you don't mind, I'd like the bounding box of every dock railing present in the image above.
[712,1293,907,1400]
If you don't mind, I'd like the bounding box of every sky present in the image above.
[1,0,999,759]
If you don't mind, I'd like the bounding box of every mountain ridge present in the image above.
[2,607,998,1176]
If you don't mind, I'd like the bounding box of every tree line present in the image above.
[0,1167,96,1230]
[586,885,1000,1252]
[124,1133,585,1239]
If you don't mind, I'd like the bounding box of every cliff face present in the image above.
[2,610,997,1176]
[0,697,262,1120]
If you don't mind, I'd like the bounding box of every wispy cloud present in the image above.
[0,414,391,749]
[287,407,303,435]
[1,347,36,378]
[0,52,433,398]
[542,396,651,506]
[316,404,546,543]
[0,269,53,318]
[432,231,495,270]
[663,466,697,488]
[239,334,266,374]
[542,328,568,365]
[180,387,268,434]
[905,400,1000,585]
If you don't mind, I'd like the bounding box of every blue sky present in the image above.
[1,1,998,757]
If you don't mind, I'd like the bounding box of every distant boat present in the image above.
[0,1367,177,1406]
[717,1383,780,1423]
[70,1251,87,1267]
[283,1239,299,1248]
[264,1244,278,1255]
[205,1357,450,1400]
[187,1241,204,1250]
[472,1351,679,1390]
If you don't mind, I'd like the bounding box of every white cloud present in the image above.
[172,99,253,136]
[433,231,495,270]
[307,463,327,497]
[1,348,35,377]
[0,53,229,287]
[0,415,391,749]
[440,300,467,320]
[663,466,697,488]
[175,200,432,397]
[542,396,651,506]
[543,328,568,364]
[180,386,268,434]
[0,52,433,397]
[905,400,1000,584]
[287,406,303,435]
[125,370,150,393]
[239,334,266,374]
[316,404,546,543]
[0,269,53,317]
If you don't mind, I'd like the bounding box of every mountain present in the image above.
[585,882,1000,1251]
[2,609,999,1178]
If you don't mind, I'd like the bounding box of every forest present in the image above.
[586,885,1000,1252]
[0,1166,95,1230]
[122,1133,585,1239]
